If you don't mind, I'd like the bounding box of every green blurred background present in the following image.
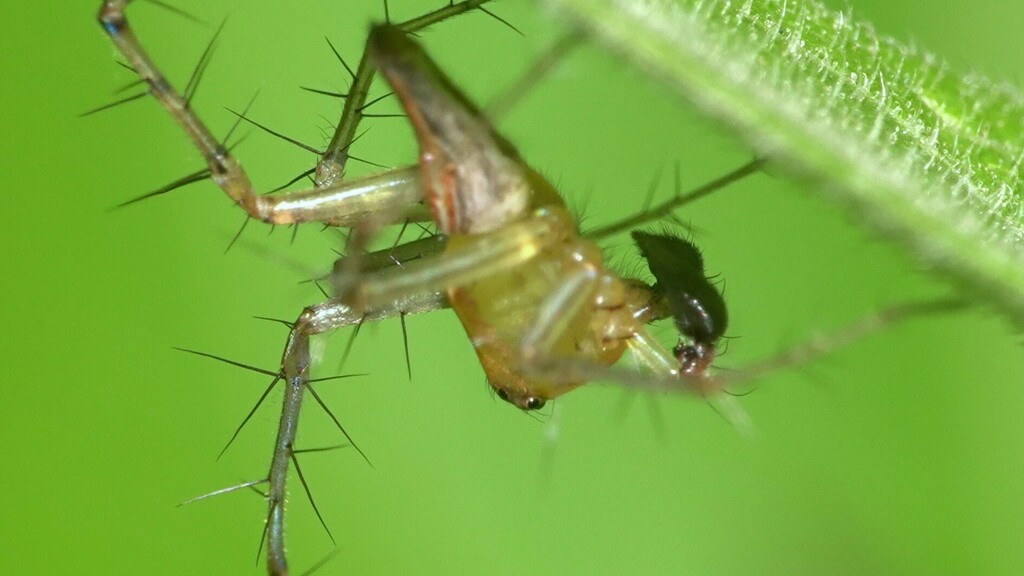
[4,0,1024,574]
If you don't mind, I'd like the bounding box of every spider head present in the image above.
[494,387,547,411]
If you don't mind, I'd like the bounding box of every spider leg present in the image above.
[266,288,446,575]
[711,296,969,391]
[96,1,498,226]
[524,296,968,433]
[334,212,569,308]
[318,0,500,186]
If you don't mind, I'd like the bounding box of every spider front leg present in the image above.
[96,0,496,225]
[97,0,421,224]
[510,263,715,400]
[521,291,967,435]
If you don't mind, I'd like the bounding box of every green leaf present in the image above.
[543,0,1024,325]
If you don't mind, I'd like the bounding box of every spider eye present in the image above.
[496,388,511,403]
[525,397,546,410]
